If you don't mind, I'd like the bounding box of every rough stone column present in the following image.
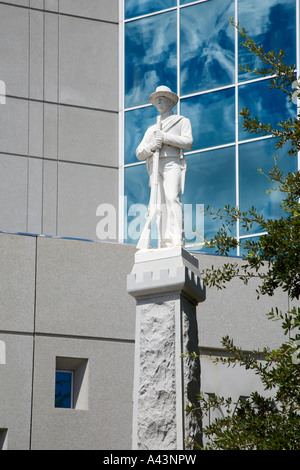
[127,247,206,450]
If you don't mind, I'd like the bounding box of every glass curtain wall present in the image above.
[122,0,298,255]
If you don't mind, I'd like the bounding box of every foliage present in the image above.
[186,317,300,450]
[189,22,300,450]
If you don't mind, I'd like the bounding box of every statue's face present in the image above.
[154,96,173,114]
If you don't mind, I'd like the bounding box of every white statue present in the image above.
[136,85,193,250]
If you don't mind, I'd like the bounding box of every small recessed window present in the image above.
[55,357,89,410]
[55,370,74,408]
[0,429,8,450]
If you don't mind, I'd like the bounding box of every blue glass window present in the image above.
[55,370,73,408]
[125,0,177,19]
[181,88,235,151]
[180,0,235,95]
[238,0,296,82]
[238,138,297,235]
[180,0,210,4]
[125,106,159,164]
[124,164,150,245]
[182,147,236,246]
[125,11,177,108]
[238,79,296,141]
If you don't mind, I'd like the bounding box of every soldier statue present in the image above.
[136,85,193,249]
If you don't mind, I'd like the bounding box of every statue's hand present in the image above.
[154,130,164,142]
[150,133,163,152]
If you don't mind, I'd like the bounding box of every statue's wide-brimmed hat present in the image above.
[149,85,179,107]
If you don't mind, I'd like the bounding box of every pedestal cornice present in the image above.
[127,246,206,304]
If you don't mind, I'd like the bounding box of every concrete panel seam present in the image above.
[0,152,118,170]
[0,2,119,25]
[3,94,119,114]
[35,331,135,344]
[29,235,38,449]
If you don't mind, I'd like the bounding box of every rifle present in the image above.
[137,115,162,250]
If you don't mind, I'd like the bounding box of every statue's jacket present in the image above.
[136,113,193,162]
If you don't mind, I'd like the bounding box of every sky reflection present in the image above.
[181,88,235,150]
[239,138,297,235]
[238,79,296,140]
[180,0,235,95]
[125,11,177,108]
[125,0,176,19]
[182,148,236,241]
[238,0,296,81]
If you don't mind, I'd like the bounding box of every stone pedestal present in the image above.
[127,247,206,450]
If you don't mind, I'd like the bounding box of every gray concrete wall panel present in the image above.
[57,162,118,240]
[3,0,29,6]
[0,4,29,98]
[0,234,36,332]
[27,157,43,234]
[39,103,118,166]
[35,237,136,340]
[59,15,118,111]
[0,334,33,450]
[0,155,28,233]
[29,9,44,101]
[0,2,119,241]
[44,11,59,103]
[31,335,134,450]
[42,159,58,235]
[44,0,57,11]
[33,236,286,351]
[58,106,118,167]
[43,103,59,160]
[0,98,28,155]
[29,101,44,157]
[194,253,288,351]
[30,0,44,9]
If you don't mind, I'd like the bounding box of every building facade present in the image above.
[0,0,298,449]
[122,0,299,251]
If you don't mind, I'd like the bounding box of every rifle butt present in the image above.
[136,226,151,250]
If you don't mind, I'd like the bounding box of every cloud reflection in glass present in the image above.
[180,0,235,96]
[125,11,177,108]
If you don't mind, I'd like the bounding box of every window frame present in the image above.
[119,0,300,255]
[55,369,74,409]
